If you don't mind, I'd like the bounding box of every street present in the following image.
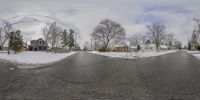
[0,51,200,100]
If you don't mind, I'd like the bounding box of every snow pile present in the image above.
[193,54,200,60]
[0,51,8,53]
[186,50,200,54]
[90,50,178,59]
[134,50,178,58]
[186,50,200,60]
[0,51,77,65]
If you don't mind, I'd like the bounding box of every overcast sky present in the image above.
[0,0,200,47]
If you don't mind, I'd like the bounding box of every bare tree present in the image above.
[91,19,126,51]
[165,33,175,49]
[0,21,13,50]
[146,23,166,50]
[174,39,182,50]
[42,22,57,50]
[84,41,90,50]
[129,34,142,46]
[83,41,90,51]
[43,22,63,53]
[50,24,62,53]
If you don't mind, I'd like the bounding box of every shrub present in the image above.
[188,42,191,50]
[137,45,140,52]
[197,46,200,51]
[99,46,107,52]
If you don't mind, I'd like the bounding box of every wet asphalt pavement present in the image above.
[0,51,200,100]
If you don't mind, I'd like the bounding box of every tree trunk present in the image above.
[105,44,109,52]
[7,47,10,55]
[54,47,57,53]
[156,43,159,51]
[0,45,3,51]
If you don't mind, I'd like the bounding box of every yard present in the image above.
[0,51,77,65]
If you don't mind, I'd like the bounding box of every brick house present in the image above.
[112,45,129,52]
[28,38,47,51]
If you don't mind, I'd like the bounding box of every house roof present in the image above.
[114,44,128,48]
[38,38,45,41]
[31,38,45,42]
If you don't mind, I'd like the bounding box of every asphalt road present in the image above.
[0,51,200,100]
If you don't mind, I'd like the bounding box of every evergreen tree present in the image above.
[74,44,81,51]
[137,44,140,52]
[7,30,23,53]
[83,46,88,51]
[8,31,14,51]
[13,30,23,52]
[188,41,191,50]
[62,29,69,52]
[69,29,75,48]
[191,30,198,50]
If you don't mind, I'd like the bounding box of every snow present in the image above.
[0,51,77,65]
[185,50,200,60]
[130,46,137,49]
[193,54,200,60]
[90,50,178,59]
[0,51,8,53]
[160,45,168,49]
[185,50,200,54]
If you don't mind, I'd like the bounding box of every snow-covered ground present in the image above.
[185,50,200,60]
[0,51,77,65]
[90,50,178,59]
[0,51,8,53]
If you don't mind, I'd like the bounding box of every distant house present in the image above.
[112,44,129,52]
[140,40,154,50]
[129,46,137,52]
[28,38,47,51]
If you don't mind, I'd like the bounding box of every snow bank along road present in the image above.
[186,50,200,60]
[0,51,200,100]
[0,51,77,68]
[90,50,178,59]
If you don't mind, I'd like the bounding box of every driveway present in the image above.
[0,51,200,100]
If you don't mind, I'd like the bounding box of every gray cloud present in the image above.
[0,0,200,47]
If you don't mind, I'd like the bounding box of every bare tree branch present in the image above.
[91,19,126,51]
[146,23,166,50]
[0,21,13,50]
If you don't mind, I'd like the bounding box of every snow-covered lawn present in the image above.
[0,51,8,53]
[0,51,77,65]
[186,50,200,60]
[90,50,178,59]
